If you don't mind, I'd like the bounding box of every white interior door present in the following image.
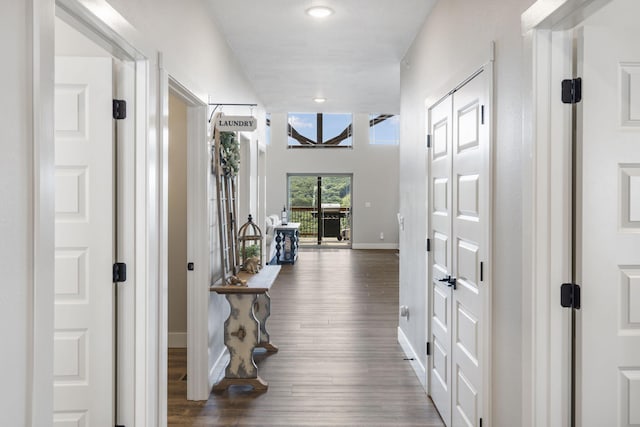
[54,56,114,426]
[430,93,454,424]
[578,1,640,425]
[429,70,489,427]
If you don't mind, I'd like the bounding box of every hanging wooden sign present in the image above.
[216,115,257,131]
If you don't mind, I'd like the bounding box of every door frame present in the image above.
[425,62,494,425]
[34,0,163,425]
[521,1,612,425]
[164,76,210,401]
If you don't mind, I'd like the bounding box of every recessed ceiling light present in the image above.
[306,6,334,18]
[313,97,327,103]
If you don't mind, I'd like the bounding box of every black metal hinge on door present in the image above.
[113,99,127,119]
[426,342,431,356]
[426,134,432,148]
[561,283,581,309]
[561,78,582,104]
[113,262,127,283]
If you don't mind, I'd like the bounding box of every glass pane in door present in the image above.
[288,174,352,247]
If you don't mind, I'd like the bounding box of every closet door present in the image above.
[429,69,489,427]
[429,94,454,423]
[450,72,488,427]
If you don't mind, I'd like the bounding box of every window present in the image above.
[369,114,399,145]
[287,113,353,148]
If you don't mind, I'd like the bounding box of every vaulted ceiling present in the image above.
[205,0,437,113]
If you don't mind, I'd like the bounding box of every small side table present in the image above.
[274,222,300,264]
[210,265,280,392]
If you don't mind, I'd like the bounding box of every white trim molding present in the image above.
[521,1,612,426]
[30,0,56,425]
[398,327,426,391]
[351,243,399,250]
[168,332,188,348]
[209,348,230,390]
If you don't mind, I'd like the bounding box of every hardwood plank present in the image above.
[168,249,445,426]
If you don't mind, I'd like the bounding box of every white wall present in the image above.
[107,0,257,104]
[398,0,535,425]
[266,113,400,248]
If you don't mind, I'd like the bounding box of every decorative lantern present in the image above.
[238,214,263,274]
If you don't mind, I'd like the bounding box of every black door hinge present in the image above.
[561,78,582,104]
[481,105,485,125]
[426,342,431,356]
[113,262,127,283]
[116,425,126,427]
[427,238,431,252]
[561,283,581,309]
[113,99,127,120]
[480,261,484,282]
[479,418,483,427]
[187,262,194,271]
[427,134,432,148]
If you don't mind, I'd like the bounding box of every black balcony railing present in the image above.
[289,206,351,238]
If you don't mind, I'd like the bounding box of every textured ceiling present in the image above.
[205,0,436,113]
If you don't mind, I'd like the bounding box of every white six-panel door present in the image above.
[54,56,114,426]
[430,93,454,424]
[429,70,489,427]
[578,1,640,425]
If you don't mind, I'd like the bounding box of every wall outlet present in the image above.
[379,232,384,240]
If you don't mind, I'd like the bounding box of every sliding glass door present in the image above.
[287,174,352,247]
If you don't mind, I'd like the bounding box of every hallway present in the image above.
[168,249,444,426]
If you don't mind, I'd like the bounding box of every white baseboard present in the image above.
[208,347,229,389]
[352,243,399,250]
[168,332,187,348]
[397,326,427,391]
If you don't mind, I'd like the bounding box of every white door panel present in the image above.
[429,70,489,427]
[451,72,485,427]
[430,95,454,424]
[54,56,114,425]
[579,1,640,425]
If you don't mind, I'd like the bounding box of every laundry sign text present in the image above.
[216,115,257,131]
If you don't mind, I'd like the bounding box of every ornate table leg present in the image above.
[212,293,267,391]
[254,292,278,353]
[291,230,299,263]
[275,231,282,264]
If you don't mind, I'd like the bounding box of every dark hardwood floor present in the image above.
[168,249,445,426]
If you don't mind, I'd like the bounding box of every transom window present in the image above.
[369,114,399,145]
[287,113,353,148]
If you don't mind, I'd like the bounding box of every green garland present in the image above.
[220,131,240,176]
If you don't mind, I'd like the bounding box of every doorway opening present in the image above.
[167,90,189,362]
[287,174,352,247]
